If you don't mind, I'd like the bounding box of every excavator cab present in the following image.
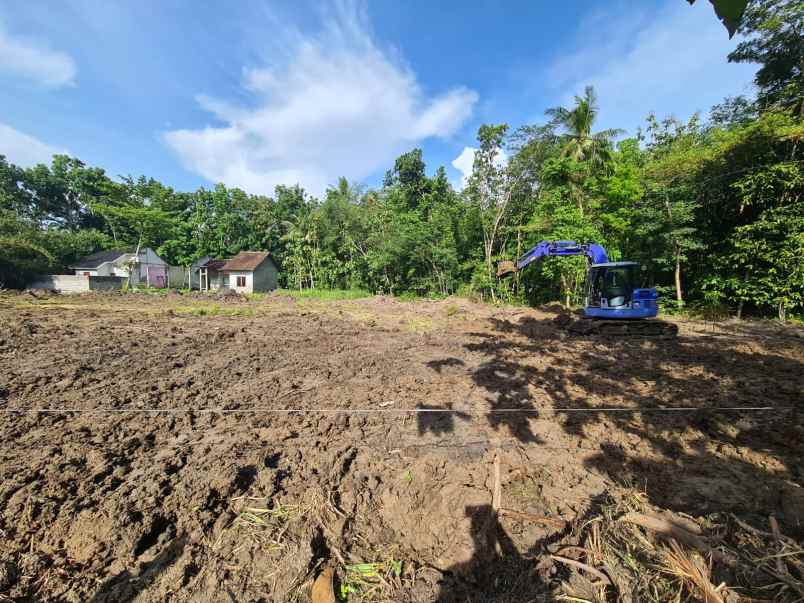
[587,262,640,308]
[584,261,660,320]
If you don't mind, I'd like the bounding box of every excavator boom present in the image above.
[497,240,608,277]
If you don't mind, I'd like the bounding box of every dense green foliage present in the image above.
[728,0,804,115]
[2,2,802,318]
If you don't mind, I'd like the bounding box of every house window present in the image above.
[83,272,90,276]
[236,276,246,287]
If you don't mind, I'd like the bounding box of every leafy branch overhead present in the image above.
[687,0,749,37]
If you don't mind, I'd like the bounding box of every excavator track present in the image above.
[555,315,678,338]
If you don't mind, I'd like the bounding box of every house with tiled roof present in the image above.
[220,251,278,293]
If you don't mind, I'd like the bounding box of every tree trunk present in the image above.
[561,275,571,309]
[483,236,497,303]
[568,179,584,216]
[674,244,683,307]
[737,270,748,319]
[778,301,786,322]
[575,186,584,217]
[515,227,522,295]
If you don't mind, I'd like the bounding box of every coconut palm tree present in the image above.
[546,86,623,170]
[545,86,624,215]
[281,210,320,289]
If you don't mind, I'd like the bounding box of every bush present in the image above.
[685,301,733,321]
[276,288,372,300]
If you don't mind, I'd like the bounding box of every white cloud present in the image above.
[451,147,475,190]
[164,3,477,197]
[450,145,508,190]
[0,122,65,166]
[0,23,76,87]
[547,0,756,134]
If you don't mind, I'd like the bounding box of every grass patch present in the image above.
[405,316,434,332]
[237,504,295,528]
[277,288,372,300]
[232,502,300,555]
[394,291,449,302]
[173,304,254,317]
[128,287,185,296]
[339,559,403,601]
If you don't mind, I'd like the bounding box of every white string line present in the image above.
[0,406,793,414]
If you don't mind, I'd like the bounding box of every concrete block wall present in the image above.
[88,276,126,290]
[29,275,90,292]
[28,275,125,293]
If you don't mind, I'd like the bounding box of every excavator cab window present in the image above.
[587,265,639,308]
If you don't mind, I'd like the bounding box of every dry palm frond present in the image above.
[586,521,604,566]
[659,539,728,603]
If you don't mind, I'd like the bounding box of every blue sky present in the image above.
[1,0,756,197]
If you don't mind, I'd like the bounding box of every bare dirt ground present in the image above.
[1,291,803,602]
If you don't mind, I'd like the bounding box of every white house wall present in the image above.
[228,272,253,293]
[74,262,112,276]
[97,262,114,276]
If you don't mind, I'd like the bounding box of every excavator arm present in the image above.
[497,241,609,277]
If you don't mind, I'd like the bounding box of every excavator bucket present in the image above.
[496,260,518,278]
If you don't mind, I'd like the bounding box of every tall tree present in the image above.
[641,115,706,307]
[0,156,30,216]
[545,86,623,215]
[465,124,518,301]
[728,0,804,116]
[23,156,109,229]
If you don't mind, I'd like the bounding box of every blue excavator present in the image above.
[497,240,678,337]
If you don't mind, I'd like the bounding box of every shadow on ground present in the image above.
[460,312,803,521]
[433,496,608,602]
[90,535,189,603]
[423,312,803,598]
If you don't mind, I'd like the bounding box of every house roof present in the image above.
[71,249,131,269]
[202,259,227,271]
[221,251,271,272]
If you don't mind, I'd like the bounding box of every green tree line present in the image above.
[1,0,802,319]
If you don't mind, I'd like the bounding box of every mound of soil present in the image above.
[25,288,57,299]
[0,293,802,601]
